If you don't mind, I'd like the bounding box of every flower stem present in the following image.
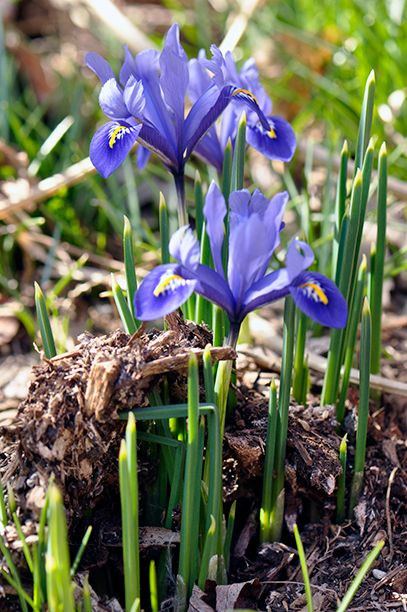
[174,173,188,227]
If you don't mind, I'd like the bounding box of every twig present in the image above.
[219,0,265,54]
[0,157,95,220]
[385,467,398,564]
[244,313,407,399]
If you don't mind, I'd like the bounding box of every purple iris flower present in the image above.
[135,182,347,344]
[188,46,296,172]
[86,25,281,224]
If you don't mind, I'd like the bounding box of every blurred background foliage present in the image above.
[0,0,406,348]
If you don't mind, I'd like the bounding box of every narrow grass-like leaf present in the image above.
[0,482,7,528]
[270,297,295,541]
[336,434,347,523]
[222,139,233,200]
[198,514,216,589]
[337,256,367,423]
[260,379,278,543]
[123,216,138,325]
[293,524,314,612]
[70,526,92,576]
[82,574,92,612]
[223,500,236,570]
[150,560,159,612]
[333,140,349,276]
[177,354,201,606]
[119,434,139,612]
[231,113,246,192]
[354,70,375,172]
[0,537,29,612]
[34,282,56,358]
[159,192,170,264]
[322,168,363,406]
[111,274,137,335]
[349,297,371,514]
[46,484,75,612]
[370,143,387,374]
[336,540,384,612]
[293,311,308,404]
[203,345,215,405]
[12,512,33,573]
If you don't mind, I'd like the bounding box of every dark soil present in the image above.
[0,316,405,611]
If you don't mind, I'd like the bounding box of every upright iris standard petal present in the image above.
[90,121,142,178]
[247,116,296,162]
[290,271,348,328]
[203,182,227,276]
[86,52,115,83]
[135,264,197,321]
[169,226,200,270]
[227,189,288,304]
[99,79,130,120]
[159,24,189,136]
[123,76,145,118]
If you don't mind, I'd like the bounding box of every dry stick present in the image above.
[244,313,407,399]
[219,0,265,54]
[297,140,407,201]
[385,467,398,564]
[0,157,95,220]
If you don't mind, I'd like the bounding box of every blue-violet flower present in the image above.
[135,182,347,341]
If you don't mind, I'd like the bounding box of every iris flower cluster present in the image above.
[86,25,296,223]
[87,25,347,337]
[135,183,347,344]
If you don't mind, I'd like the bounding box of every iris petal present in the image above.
[184,85,233,160]
[123,76,145,118]
[290,271,348,328]
[239,268,291,321]
[247,116,296,162]
[99,79,129,120]
[159,24,189,135]
[135,264,196,321]
[169,226,200,270]
[90,121,141,178]
[286,240,314,281]
[203,182,227,277]
[86,52,115,84]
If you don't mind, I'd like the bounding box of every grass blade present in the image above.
[336,540,384,612]
[34,282,57,358]
[349,297,371,514]
[293,524,314,612]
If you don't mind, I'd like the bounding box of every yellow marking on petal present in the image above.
[109,126,127,149]
[268,128,277,139]
[153,274,185,297]
[232,88,258,104]
[300,282,329,305]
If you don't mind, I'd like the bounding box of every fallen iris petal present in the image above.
[90,121,142,178]
[134,264,197,321]
[247,115,296,162]
[290,271,348,328]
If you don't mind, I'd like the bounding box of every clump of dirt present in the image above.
[0,313,235,520]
